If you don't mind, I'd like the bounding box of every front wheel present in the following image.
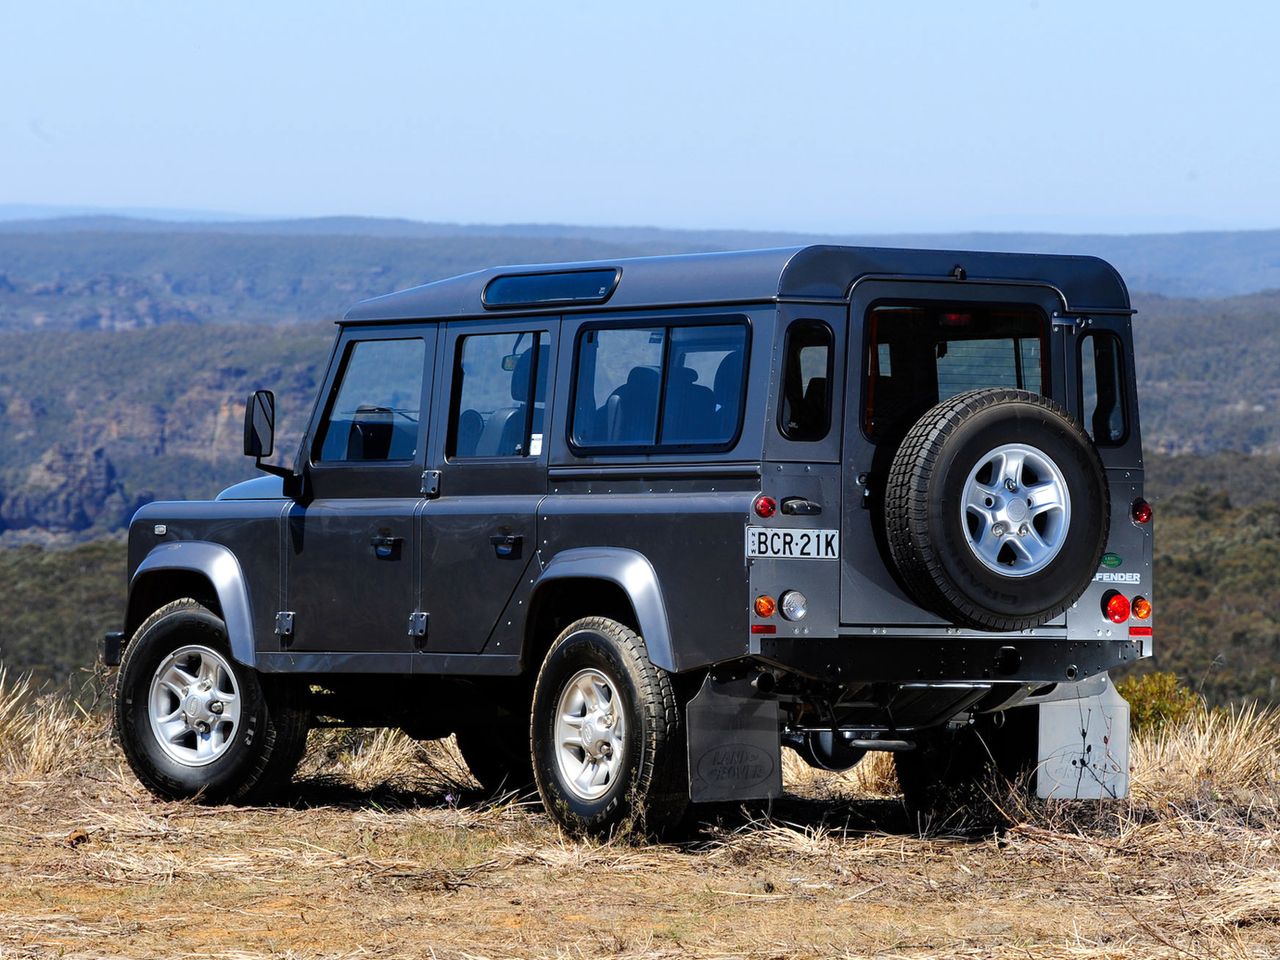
[113,598,311,804]
[530,617,688,837]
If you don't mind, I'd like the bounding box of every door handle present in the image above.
[489,534,523,559]
[370,535,403,559]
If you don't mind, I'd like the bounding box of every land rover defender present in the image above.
[108,245,1152,833]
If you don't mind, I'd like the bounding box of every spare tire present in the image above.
[885,388,1108,631]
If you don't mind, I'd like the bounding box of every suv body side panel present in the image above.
[536,491,756,672]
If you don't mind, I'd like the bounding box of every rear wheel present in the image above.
[113,598,310,804]
[531,617,688,837]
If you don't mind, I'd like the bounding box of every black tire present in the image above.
[113,598,311,804]
[895,707,1038,828]
[456,701,536,796]
[530,617,688,837]
[885,388,1109,630]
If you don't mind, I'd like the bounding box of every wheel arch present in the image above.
[524,547,675,672]
[127,541,257,667]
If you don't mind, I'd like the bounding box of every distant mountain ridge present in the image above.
[1,214,1279,297]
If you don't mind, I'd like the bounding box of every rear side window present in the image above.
[1079,332,1127,445]
[449,331,547,458]
[864,304,1046,442]
[316,338,425,462]
[779,321,833,441]
[571,321,748,451]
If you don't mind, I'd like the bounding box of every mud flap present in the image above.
[1036,674,1130,799]
[686,674,782,804]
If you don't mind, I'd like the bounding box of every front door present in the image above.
[418,318,557,654]
[283,326,435,661]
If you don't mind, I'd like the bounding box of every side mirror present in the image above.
[243,390,276,459]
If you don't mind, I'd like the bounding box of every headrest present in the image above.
[511,345,549,401]
[713,351,744,400]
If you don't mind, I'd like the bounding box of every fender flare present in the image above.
[130,541,257,668]
[530,547,675,672]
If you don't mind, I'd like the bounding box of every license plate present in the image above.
[745,527,840,560]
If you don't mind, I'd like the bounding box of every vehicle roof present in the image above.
[342,244,1131,323]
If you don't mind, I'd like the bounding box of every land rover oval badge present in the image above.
[696,742,775,790]
[1101,552,1123,568]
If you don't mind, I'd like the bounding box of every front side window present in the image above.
[316,338,425,462]
[864,304,1046,441]
[1080,332,1127,445]
[449,331,547,458]
[572,321,748,450]
[779,321,833,441]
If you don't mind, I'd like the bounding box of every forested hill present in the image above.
[0,217,1278,541]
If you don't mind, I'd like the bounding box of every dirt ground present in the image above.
[1,702,1278,960]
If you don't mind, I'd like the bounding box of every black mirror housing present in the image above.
[244,390,276,459]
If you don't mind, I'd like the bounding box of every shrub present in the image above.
[1117,670,1203,735]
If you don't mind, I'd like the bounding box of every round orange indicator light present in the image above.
[1132,596,1152,620]
[754,595,777,618]
[754,495,777,518]
[1104,591,1131,624]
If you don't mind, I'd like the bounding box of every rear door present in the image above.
[839,280,1065,627]
[284,325,435,660]
[418,318,557,655]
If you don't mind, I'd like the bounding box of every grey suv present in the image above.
[107,246,1153,833]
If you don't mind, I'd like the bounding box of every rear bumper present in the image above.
[751,635,1143,685]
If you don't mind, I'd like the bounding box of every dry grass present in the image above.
[1,673,1278,960]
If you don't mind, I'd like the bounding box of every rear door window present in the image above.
[864,304,1046,442]
[449,331,547,458]
[571,320,748,451]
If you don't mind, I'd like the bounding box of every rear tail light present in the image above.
[1103,591,1130,624]
[754,595,776,618]
[1132,596,1152,620]
[1132,499,1152,524]
[779,590,809,621]
[753,495,777,518]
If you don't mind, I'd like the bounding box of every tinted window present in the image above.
[450,332,547,458]
[317,338,425,462]
[572,321,748,450]
[484,269,618,308]
[1080,332,1126,445]
[865,304,1045,442]
[779,321,832,441]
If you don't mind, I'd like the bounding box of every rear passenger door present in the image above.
[418,319,557,655]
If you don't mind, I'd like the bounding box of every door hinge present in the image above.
[407,611,429,649]
[275,611,295,647]
[421,469,441,497]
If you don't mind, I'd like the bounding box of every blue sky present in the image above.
[3,1,1278,233]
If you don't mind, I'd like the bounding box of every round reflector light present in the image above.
[754,495,777,518]
[1132,499,1153,524]
[754,595,776,618]
[1132,596,1152,620]
[1104,591,1130,624]
[779,590,809,621]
